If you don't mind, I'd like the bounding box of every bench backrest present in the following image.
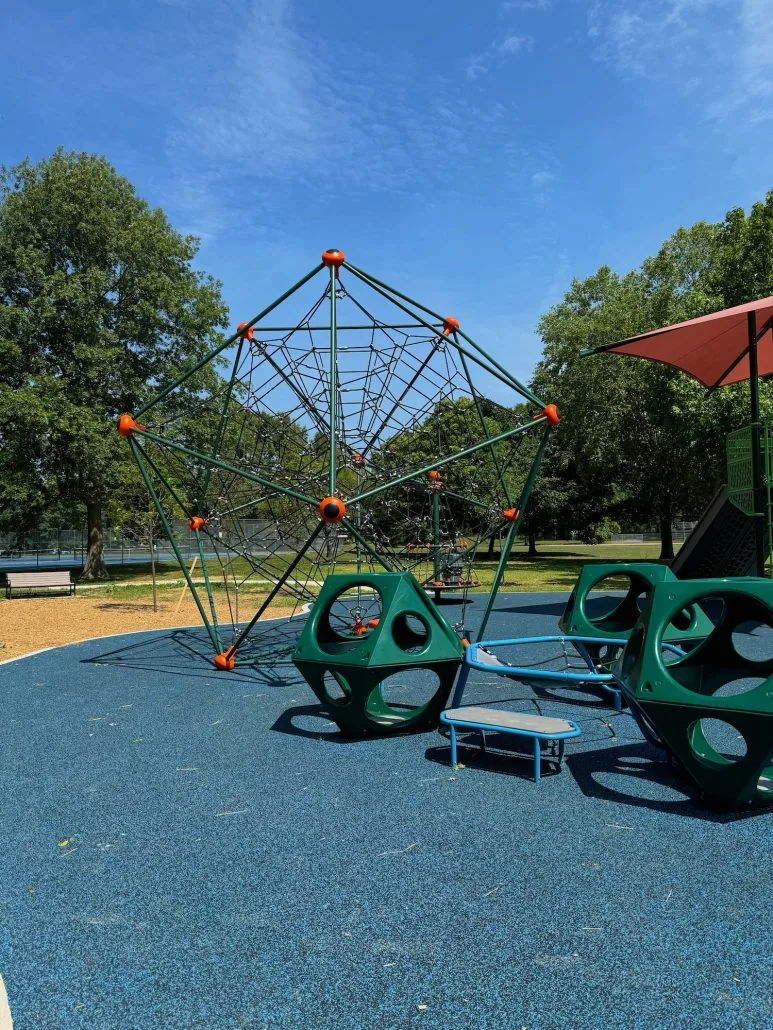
[6,571,73,587]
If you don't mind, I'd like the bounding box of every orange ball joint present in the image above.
[351,453,366,469]
[213,648,236,671]
[117,414,146,438]
[428,470,443,483]
[188,516,207,532]
[318,496,346,523]
[502,507,520,523]
[443,317,460,337]
[543,404,560,427]
[237,322,255,342]
[321,249,345,268]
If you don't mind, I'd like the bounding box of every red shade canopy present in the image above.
[587,297,773,389]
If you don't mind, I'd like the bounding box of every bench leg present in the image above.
[533,737,541,783]
[450,725,458,767]
[558,738,565,765]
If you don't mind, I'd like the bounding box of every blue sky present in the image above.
[2,0,772,391]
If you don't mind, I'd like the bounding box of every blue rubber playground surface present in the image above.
[1,592,771,1029]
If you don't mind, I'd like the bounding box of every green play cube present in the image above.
[292,572,463,737]
[560,562,713,652]
[618,577,773,808]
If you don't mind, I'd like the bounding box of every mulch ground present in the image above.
[0,594,290,662]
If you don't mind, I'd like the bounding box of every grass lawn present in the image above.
[74,539,669,601]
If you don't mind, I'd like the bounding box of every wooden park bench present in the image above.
[5,571,76,599]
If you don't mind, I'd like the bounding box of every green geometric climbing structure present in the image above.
[292,571,463,736]
[560,562,713,654]
[618,577,773,808]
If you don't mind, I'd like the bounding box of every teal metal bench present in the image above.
[440,706,581,782]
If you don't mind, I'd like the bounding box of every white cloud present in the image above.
[589,1,773,124]
[159,0,539,236]
[501,0,553,10]
[466,34,534,79]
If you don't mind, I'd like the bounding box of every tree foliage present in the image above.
[0,150,228,576]
[532,202,773,558]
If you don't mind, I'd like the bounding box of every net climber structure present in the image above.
[118,249,559,670]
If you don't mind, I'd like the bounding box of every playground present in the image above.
[2,249,772,1030]
[2,594,770,1030]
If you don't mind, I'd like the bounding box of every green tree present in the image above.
[0,150,228,578]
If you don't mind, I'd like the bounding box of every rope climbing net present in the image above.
[118,249,559,668]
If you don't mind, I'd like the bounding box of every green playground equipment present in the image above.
[118,247,559,670]
[292,572,463,736]
[617,577,773,808]
[559,563,713,666]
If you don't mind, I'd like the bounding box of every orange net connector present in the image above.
[214,649,236,671]
[321,249,345,267]
[237,322,254,342]
[117,414,145,438]
[188,516,207,532]
[462,638,470,648]
[351,453,366,469]
[318,496,346,523]
[502,507,520,522]
[368,618,380,629]
[543,403,560,426]
[443,316,460,337]
[428,470,442,483]
[350,620,368,637]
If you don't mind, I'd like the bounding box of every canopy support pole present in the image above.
[748,311,766,577]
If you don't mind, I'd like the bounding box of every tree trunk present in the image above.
[82,499,109,580]
[487,533,496,558]
[659,515,674,562]
[527,531,538,558]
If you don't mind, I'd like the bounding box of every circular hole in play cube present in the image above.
[689,718,747,764]
[366,669,443,724]
[586,574,635,628]
[322,670,351,707]
[392,612,430,654]
[731,619,773,664]
[319,583,383,649]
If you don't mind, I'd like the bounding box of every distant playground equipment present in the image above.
[292,572,463,736]
[118,248,558,672]
[616,577,773,808]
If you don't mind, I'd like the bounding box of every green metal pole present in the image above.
[344,261,546,407]
[476,426,552,642]
[349,417,546,506]
[329,267,339,494]
[229,521,325,651]
[748,310,766,576]
[129,439,220,650]
[243,323,440,332]
[343,263,538,404]
[201,337,245,502]
[194,528,222,646]
[135,428,320,508]
[135,262,325,419]
[432,490,441,583]
[340,515,397,572]
[458,351,513,506]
